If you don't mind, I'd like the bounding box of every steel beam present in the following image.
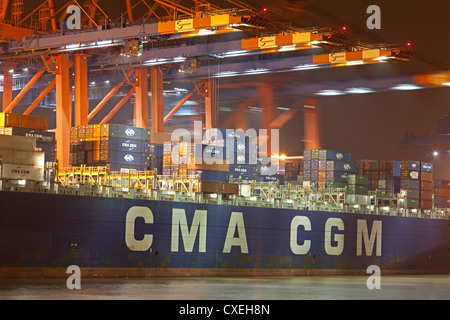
[164,91,194,123]
[100,87,136,124]
[23,78,56,115]
[2,68,12,112]
[303,97,321,150]
[88,70,134,122]
[135,67,149,129]
[150,66,163,132]
[55,54,72,168]
[74,54,88,126]
[204,78,217,130]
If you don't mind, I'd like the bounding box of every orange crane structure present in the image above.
[0,0,436,167]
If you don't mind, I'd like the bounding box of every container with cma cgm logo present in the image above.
[101,124,150,140]
[100,150,150,166]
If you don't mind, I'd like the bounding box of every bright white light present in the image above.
[97,40,112,46]
[23,68,28,72]
[65,44,80,50]
[222,50,249,58]
[442,82,450,86]
[375,56,392,61]
[173,56,186,62]
[390,84,422,90]
[279,45,297,52]
[346,60,364,66]
[90,81,96,85]
[346,87,374,94]
[315,89,345,96]
[292,64,318,71]
[433,151,439,157]
[105,80,110,84]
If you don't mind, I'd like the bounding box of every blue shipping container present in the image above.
[326,171,353,182]
[327,161,359,173]
[198,170,228,182]
[103,137,149,153]
[229,164,257,177]
[421,162,433,172]
[104,150,149,166]
[3,127,55,143]
[36,142,56,162]
[319,150,352,162]
[109,163,147,172]
[101,124,150,140]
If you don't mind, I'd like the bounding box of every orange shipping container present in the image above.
[435,188,450,198]
[0,112,48,130]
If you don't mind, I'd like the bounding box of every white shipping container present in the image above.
[0,148,45,167]
[1,163,44,181]
[0,135,36,151]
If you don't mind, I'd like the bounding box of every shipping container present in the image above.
[0,163,44,181]
[326,160,359,173]
[0,135,36,151]
[435,188,450,198]
[319,149,352,162]
[0,148,45,167]
[229,164,257,177]
[435,196,450,208]
[0,127,55,144]
[347,174,369,185]
[100,136,150,153]
[420,162,433,172]
[326,170,353,182]
[434,180,450,188]
[347,184,369,195]
[260,174,284,184]
[198,170,228,182]
[101,124,150,140]
[400,179,420,189]
[0,113,48,130]
[100,150,150,166]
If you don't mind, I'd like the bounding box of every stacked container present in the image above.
[400,160,421,209]
[69,124,151,172]
[347,174,369,204]
[419,162,433,209]
[359,160,402,197]
[284,162,302,183]
[434,180,450,209]
[303,149,356,188]
[0,127,55,163]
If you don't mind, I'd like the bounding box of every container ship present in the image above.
[0,114,449,278]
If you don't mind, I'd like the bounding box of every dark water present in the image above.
[0,275,449,300]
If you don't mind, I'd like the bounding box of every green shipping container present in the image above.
[347,174,368,186]
[311,149,320,159]
[327,181,347,188]
[347,184,368,195]
[405,198,419,209]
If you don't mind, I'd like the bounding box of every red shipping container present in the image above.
[420,171,433,181]
[420,199,432,209]
[435,188,450,198]
[420,190,432,200]
[420,180,433,191]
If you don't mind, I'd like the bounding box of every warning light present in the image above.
[406,42,412,47]
[342,26,347,31]
[263,7,268,13]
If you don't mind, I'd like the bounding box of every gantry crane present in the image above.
[0,0,422,167]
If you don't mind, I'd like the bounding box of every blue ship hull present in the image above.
[0,191,448,278]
